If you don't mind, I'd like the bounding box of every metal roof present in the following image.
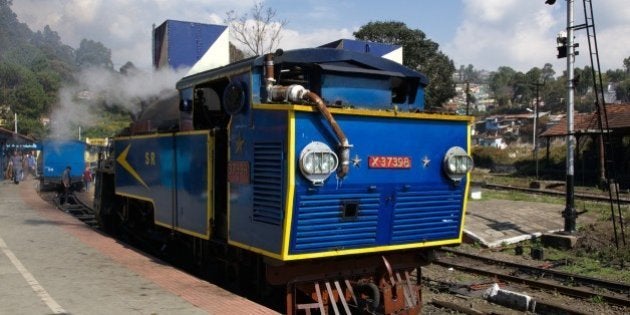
[540,103,630,137]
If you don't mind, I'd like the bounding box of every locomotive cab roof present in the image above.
[176,48,429,90]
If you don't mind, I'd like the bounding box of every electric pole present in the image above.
[564,0,577,233]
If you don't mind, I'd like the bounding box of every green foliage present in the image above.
[458,64,483,84]
[353,21,456,108]
[615,78,630,103]
[75,39,113,69]
[0,61,46,135]
[489,66,517,107]
[472,146,528,167]
[82,111,131,138]
[0,2,131,139]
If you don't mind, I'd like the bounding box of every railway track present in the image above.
[51,191,99,228]
[428,247,630,312]
[478,182,630,204]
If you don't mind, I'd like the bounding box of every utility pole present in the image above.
[564,0,578,234]
[465,81,471,115]
[533,82,543,180]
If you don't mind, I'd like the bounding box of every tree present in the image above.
[0,62,46,136]
[354,21,456,108]
[541,63,555,82]
[75,39,113,69]
[32,25,75,65]
[624,56,630,74]
[225,1,287,56]
[616,79,630,103]
[119,61,138,75]
[229,42,246,63]
[489,66,517,107]
[0,0,32,58]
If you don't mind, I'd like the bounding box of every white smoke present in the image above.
[50,66,190,139]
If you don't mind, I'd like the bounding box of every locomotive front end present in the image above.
[221,48,473,313]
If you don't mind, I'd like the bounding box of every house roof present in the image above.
[540,103,630,137]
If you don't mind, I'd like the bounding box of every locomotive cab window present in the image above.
[192,86,228,130]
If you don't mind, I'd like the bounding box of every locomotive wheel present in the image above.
[356,282,380,312]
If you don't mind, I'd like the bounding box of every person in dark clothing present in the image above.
[61,166,71,204]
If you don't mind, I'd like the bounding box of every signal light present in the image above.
[556,32,568,59]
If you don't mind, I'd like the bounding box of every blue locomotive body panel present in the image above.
[228,108,287,254]
[114,132,212,238]
[290,112,468,254]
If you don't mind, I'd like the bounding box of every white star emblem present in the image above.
[351,154,362,167]
[422,156,431,167]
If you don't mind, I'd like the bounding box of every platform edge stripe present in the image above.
[0,236,67,314]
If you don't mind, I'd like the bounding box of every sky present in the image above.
[10,0,630,74]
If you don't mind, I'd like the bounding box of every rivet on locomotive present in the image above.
[94,47,474,314]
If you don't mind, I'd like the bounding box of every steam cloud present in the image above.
[50,66,190,139]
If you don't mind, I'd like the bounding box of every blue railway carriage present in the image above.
[96,48,473,314]
[37,139,86,191]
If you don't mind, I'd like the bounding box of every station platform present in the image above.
[465,197,564,248]
[0,178,278,315]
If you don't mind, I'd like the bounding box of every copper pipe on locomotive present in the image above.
[264,53,352,178]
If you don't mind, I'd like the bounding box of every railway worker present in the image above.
[61,166,71,204]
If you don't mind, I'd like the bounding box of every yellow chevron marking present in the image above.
[116,144,149,189]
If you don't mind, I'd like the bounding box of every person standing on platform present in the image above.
[61,166,71,204]
[27,153,36,178]
[83,165,92,191]
[11,151,22,184]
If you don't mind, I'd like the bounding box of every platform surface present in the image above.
[0,178,278,314]
[465,197,565,248]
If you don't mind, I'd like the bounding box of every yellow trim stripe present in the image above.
[458,121,473,241]
[253,103,474,122]
[280,111,296,259]
[114,130,210,141]
[116,191,154,203]
[116,144,149,189]
[156,221,210,240]
[230,238,461,261]
[228,240,284,260]
[117,189,211,240]
[207,134,214,239]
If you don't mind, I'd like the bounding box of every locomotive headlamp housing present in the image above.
[299,141,338,186]
[443,146,473,183]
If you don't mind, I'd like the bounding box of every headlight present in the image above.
[299,141,338,186]
[443,146,473,183]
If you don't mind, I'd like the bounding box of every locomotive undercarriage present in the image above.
[97,192,428,314]
[269,251,429,314]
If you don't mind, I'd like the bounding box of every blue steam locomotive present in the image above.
[95,48,473,314]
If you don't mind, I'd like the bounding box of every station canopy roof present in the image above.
[0,126,37,149]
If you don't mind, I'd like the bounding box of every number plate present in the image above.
[368,156,412,169]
